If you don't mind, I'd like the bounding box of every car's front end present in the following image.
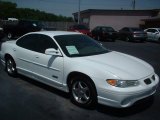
[97,73,159,108]
[71,51,159,108]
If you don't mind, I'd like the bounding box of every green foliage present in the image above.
[0,1,73,22]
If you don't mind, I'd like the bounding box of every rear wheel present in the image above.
[5,57,17,76]
[69,76,97,108]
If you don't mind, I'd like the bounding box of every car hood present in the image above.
[77,51,154,80]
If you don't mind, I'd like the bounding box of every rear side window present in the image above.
[16,34,37,51]
[16,34,58,53]
[146,29,157,33]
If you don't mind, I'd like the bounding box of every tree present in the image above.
[0,1,73,22]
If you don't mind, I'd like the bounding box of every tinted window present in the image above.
[16,34,58,53]
[147,29,157,33]
[16,34,37,51]
[93,27,100,31]
[102,27,115,32]
[54,34,109,57]
[36,34,58,53]
[121,28,129,32]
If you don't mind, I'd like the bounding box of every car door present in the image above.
[146,29,156,40]
[152,29,159,41]
[30,34,64,87]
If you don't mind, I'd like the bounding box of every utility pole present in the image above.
[78,0,81,24]
[132,0,135,10]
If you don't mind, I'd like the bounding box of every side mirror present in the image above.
[45,48,62,56]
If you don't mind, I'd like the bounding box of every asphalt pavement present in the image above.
[0,39,160,120]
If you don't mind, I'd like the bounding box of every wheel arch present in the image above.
[67,71,97,95]
[5,54,14,60]
[4,54,16,66]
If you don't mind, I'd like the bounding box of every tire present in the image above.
[69,76,97,108]
[125,36,130,42]
[7,32,13,39]
[5,57,17,77]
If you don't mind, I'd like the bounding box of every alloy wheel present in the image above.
[72,81,90,104]
[6,58,17,76]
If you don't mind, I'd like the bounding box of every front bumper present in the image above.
[97,74,159,108]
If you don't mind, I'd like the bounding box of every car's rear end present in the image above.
[131,28,147,42]
[68,24,91,37]
[101,27,117,41]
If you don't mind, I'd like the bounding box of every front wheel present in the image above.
[6,57,17,76]
[69,76,97,108]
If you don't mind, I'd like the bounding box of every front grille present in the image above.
[144,78,152,85]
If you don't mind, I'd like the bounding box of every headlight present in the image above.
[107,79,139,88]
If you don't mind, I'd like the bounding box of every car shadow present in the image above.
[146,40,160,44]
[96,95,154,117]
[18,74,70,99]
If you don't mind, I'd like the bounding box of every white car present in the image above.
[144,28,160,42]
[0,31,159,108]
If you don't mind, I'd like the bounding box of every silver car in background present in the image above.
[144,28,160,42]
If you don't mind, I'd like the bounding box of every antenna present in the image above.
[132,0,136,10]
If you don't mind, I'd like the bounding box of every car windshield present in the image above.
[102,27,115,32]
[54,34,109,57]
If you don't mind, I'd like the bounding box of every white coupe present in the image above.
[144,28,160,42]
[0,31,159,108]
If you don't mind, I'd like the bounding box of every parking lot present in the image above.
[0,39,160,120]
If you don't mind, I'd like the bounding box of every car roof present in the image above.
[28,31,82,37]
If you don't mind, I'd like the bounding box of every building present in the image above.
[73,9,160,30]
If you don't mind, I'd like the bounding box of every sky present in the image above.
[2,0,160,17]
